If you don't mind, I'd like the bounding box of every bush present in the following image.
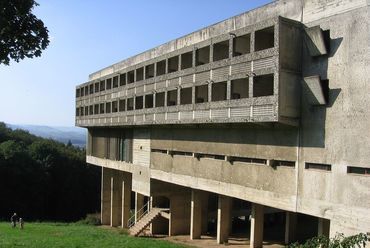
[77,213,101,226]
[288,233,369,248]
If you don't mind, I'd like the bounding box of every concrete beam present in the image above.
[250,203,264,248]
[217,195,232,244]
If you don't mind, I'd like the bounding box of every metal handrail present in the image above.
[127,199,151,228]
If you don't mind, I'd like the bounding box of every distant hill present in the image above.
[6,123,86,147]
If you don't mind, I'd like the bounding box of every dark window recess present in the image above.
[155,92,165,107]
[85,106,89,116]
[255,26,274,51]
[347,166,370,175]
[112,101,118,112]
[106,78,112,90]
[112,76,118,88]
[253,74,274,97]
[136,67,144,81]
[145,94,154,108]
[151,149,167,154]
[195,85,208,103]
[272,160,295,168]
[100,103,105,114]
[213,40,229,61]
[196,153,225,160]
[100,80,105,91]
[196,46,210,66]
[76,88,80,97]
[94,104,99,115]
[231,78,249,99]
[76,108,80,116]
[180,87,192,105]
[95,82,100,92]
[233,33,251,56]
[305,163,331,171]
[230,156,267,165]
[168,56,179,73]
[211,82,227,102]
[80,88,84,97]
[127,98,134,110]
[145,64,154,79]
[120,73,126,86]
[170,151,193,157]
[89,84,94,94]
[85,86,89,96]
[156,60,166,76]
[119,99,125,112]
[167,89,177,106]
[181,51,193,70]
[80,107,84,116]
[128,70,135,84]
[135,96,143,110]
[105,102,111,113]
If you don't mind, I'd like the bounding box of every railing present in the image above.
[127,199,151,228]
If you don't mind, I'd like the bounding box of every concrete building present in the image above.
[75,0,370,246]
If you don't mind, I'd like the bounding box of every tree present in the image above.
[0,0,49,65]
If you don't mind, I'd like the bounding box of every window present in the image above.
[89,84,94,94]
[84,86,89,96]
[211,81,227,102]
[230,156,267,165]
[95,82,99,92]
[106,102,111,113]
[76,108,80,116]
[233,33,251,56]
[94,104,99,115]
[167,89,177,106]
[156,60,166,76]
[85,106,89,116]
[196,153,225,160]
[168,56,179,72]
[155,92,165,107]
[135,96,143,110]
[145,64,154,79]
[106,78,112,90]
[231,78,249,99]
[127,98,134,111]
[113,76,119,88]
[195,85,208,103]
[100,80,105,91]
[145,94,153,108]
[347,166,370,175]
[128,70,135,84]
[305,163,331,171]
[119,73,126,86]
[196,46,210,66]
[272,160,295,168]
[76,88,80,97]
[136,67,144,82]
[80,88,84,97]
[100,103,105,114]
[119,99,125,112]
[80,107,84,116]
[213,40,229,61]
[255,26,274,51]
[112,101,118,112]
[253,74,274,97]
[170,150,193,157]
[181,51,193,70]
[151,149,167,154]
[180,87,192,105]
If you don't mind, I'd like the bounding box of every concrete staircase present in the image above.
[129,208,169,236]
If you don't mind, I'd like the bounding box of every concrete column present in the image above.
[318,218,330,237]
[201,193,209,235]
[250,203,264,248]
[110,171,123,227]
[135,192,145,223]
[285,212,297,244]
[101,167,111,225]
[190,190,202,240]
[121,174,132,228]
[169,193,191,236]
[217,195,232,244]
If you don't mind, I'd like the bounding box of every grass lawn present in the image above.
[0,222,186,248]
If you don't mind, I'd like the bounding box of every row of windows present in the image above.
[76,26,275,98]
[76,75,274,116]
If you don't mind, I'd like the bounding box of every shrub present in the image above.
[288,233,369,248]
[77,213,101,226]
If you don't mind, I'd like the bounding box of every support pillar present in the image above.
[135,192,145,223]
[217,195,232,244]
[318,218,330,237]
[111,171,123,227]
[201,193,209,235]
[190,190,202,240]
[285,212,297,244]
[101,167,111,225]
[121,174,132,228]
[250,203,264,248]
[169,193,191,236]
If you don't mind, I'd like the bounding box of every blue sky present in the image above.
[0,0,271,126]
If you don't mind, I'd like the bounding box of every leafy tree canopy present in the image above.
[0,0,49,65]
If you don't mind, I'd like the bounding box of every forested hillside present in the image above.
[0,122,100,221]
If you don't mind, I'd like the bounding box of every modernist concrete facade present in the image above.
[75,0,370,246]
